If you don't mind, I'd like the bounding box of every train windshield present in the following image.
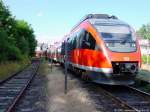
[95,25,137,52]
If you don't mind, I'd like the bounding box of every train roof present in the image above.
[89,18,128,26]
[82,14,118,20]
[71,14,129,31]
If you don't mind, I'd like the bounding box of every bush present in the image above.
[142,55,150,64]
[7,45,22,61]
[0,29,22,61]
[0,29,9,61]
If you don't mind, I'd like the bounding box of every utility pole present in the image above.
[49,45,53,71]
[146,39,149,64]
[64,40,68,94]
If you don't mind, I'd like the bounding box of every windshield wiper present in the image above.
[121,39,135,44]
[121,39,128,44]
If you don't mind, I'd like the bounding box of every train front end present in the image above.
[91,19,141,85]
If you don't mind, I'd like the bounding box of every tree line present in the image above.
[0,1,37,62]
[137,24,150,40]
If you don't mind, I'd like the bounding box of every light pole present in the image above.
[146,40,149,64]
[64,40,68,94]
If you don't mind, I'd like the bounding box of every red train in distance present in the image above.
[53,14,142,85]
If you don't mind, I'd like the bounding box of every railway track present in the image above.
[67,71,138,111]
[67,69,150,112]
[0,61,39,112]
[133,79,150,94]
[101,85,150,112]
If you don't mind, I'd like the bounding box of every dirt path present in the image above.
[138,64,150,81]
[141,64,150,71]
[46,64,99,112]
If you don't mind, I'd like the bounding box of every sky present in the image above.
[3,0,150,44]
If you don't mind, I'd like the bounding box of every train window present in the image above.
[76,29,85,48]
[71,37,74,50]
[72,34,77,49]
[68,30,96,50]
[61,42,65,55]
[67,38,72,51]
[89,33,96,49]
[81,31,96,50]
[76,32,80,48]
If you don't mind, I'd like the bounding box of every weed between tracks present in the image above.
[38,60,50,76]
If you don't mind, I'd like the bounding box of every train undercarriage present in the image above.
[67,62,139,85]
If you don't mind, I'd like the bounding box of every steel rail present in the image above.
[127,85,150,97]
[6,63,39,112]
[101,85,150,112]
[99,86,139,112]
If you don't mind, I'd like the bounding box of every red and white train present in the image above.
[50,14,141,85]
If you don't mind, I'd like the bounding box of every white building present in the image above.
[138,39,150,55]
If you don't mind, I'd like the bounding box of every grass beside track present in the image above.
[38,59,50,76]
[142,55,150,64]
[0,59,30,81]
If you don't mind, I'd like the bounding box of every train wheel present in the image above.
[81,71,87,81]
[81,71,91,81]
[81,71,84,80]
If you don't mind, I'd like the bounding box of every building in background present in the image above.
[35,43,48,57]
[138,39,150,55]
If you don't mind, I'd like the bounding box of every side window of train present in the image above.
[71,37,74,50]
[72,34,77,49]
[61,42,65,55]
[82,31,96,50]
[67,38,71,51]
[78,29,85,48]
[76,32,80,48]
[88,32,96,49]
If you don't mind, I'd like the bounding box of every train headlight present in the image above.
[116,63,119,65]
[106,43,114,47]
[131,43,136,47]
[106,43,109,47]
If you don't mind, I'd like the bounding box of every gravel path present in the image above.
[47,64,99,112]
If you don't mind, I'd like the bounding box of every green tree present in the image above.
[15,20,37,56]
[0,1,37,62]
[0,29,9,61]
[0,28,22,61]
[137,24,150,40]
[0,1,16,45]
[15,20,29,55]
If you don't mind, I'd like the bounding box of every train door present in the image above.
[77,29,85,65]
[80,30,96,67]
[74,34,80,65]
